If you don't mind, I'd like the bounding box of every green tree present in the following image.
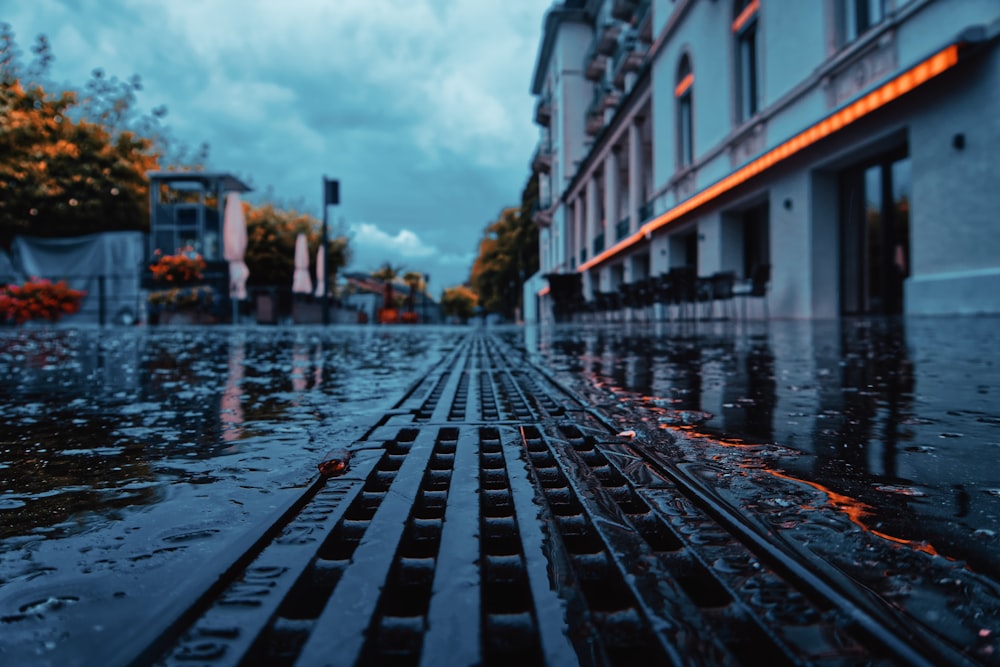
[244,202,351,289]
[441,285,477,323]
[468,174,539,320]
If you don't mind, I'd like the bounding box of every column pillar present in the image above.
[604,152,618,250]
[585,177,598,299]
[628,121,641,233]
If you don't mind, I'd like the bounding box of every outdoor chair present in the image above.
[636,277,656,320]
[652,273,674,320]
[734,263,771,320]
[671,266,698,320]
[708,271,737,320]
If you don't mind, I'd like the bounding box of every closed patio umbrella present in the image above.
[292,233,313,294]
[223,193,249,322]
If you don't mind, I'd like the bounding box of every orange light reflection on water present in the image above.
[678,429,942,558]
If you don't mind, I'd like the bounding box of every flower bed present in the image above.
[149,247,206,284]
[147,248,219,323]
[0,278,86,324]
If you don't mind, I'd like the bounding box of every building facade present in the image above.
[524,0,1000,322]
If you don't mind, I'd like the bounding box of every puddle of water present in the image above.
[512,316,1000,580]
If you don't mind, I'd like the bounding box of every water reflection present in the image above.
[0,326,459,546]
[516,317,1000,576]
[220,334,245,443]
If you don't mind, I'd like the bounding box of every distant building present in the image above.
[525,0,1000,321]
[342,272,444,324]
[147,172,252,261]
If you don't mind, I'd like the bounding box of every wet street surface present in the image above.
[1,318,998,665]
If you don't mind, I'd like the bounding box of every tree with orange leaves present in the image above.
[0,23,195,249]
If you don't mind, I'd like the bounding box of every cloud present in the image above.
[349,222,476,282]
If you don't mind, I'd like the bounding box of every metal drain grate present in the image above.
[127,332,981,667]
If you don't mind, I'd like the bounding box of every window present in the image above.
[676,54,694,168]
[733,0,760,121]
[838,0,885,46]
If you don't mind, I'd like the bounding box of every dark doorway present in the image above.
[684,232,698,272]
[742,202,770,280]
[839,150,910,315]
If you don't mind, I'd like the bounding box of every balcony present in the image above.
[585,88,604,136]
[597,21,622,56]
[584,39,608,82]
[600,83,622,111]
[638,199,655,222]
[615,216,630,241]
[532,141,553,174]
[593,233,606,256]
[612,36,647,89]
[611,0,640,22]
[534,93,551,127]
[636,0,653,43]
[531,201,553,228]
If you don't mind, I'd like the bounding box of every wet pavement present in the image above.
[0,317,998,665]
[0,326,461,665]
[506,317,1000,578]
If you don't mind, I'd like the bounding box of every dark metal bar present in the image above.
[418,427,481,666]
[294,429,438,666]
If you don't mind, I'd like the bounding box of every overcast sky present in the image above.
[5,0,551,294]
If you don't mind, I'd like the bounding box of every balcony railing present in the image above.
[612,34,646,89]
[584,37,609,82]
[600,83,621,111]
[638,199,655,222]
[531,201,553,228]
[585,86,604,136]
[532,142,552,174]
[593,233,605,256]
[534,93,552,127]
[611,0,640,22]
[597,20,621,56]
[615,216,630,241]
[636,0,653,43]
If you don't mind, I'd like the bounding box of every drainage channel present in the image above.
[125,332,981,667]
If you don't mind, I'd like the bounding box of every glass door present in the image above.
[839,150,910,315]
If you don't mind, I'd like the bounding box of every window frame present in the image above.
[837,0,886,47]
[733,0,760,123]
[675,54,694,169]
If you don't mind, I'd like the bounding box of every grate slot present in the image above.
[476,427,543,666]
[520,430,672,664]
[449,370,470,421]
[479,371,501,421]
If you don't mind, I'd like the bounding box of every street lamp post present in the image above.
[321,177,339,325]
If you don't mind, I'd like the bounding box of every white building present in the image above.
[524,0,1000,322]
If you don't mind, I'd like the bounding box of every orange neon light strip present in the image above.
[577,44,959,273]
[674,72,693,97]
[731,0,759,33]
[538,285,550,297]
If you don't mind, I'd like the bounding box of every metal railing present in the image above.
[616,216,631,241]
[593,233,605,256]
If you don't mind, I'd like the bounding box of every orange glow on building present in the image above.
[731,0,759,33]
[576,44,960,274]
[538,285,550,296]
